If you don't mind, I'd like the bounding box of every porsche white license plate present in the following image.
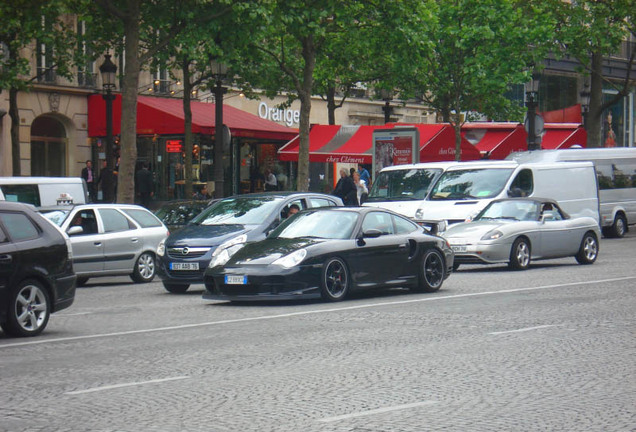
[451,245,467,253]
[170,262,199,270]
[225,275,247,285]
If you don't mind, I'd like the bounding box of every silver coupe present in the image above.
[442,198,600,270]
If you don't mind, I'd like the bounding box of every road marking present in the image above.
[1,276,634,349]
[65,376,189,395]
[489,324,558,335]
[318,400,439,423]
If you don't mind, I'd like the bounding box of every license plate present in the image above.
[452,246,467,253]
[225,275,247,285]
[170,262,199,270]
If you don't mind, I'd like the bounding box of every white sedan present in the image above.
[442,198,601,270]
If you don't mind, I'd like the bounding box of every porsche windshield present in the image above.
[429,168,514,200]
[270,210,358,240]
[367,168,442,201]
[191,197,283,225]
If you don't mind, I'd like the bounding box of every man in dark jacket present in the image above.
[81,160,96,202]
[333,168,358,206]
[135,162,154,208]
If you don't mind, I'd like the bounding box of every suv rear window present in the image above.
[0,212,40,241]
[123,208,163,228]
[0,185,41,207]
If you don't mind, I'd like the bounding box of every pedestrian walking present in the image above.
[333,168,358,206]
[135,162,154,208]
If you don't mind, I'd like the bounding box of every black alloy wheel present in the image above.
[415,249,445,292]
[321,257,349,302]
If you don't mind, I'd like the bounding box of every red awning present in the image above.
[541,123,587,149]
[540,105,583,124]
[278,123,482,163]
[88,94,298,141]
[462,122,527,159]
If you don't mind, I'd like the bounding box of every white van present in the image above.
[0,177,89,207]
[507,148,636,237]
[363,162,456,218]
[412,160,600,233]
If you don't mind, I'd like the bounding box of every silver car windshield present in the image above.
[192,196,284,225]
[430,168,514,200]
[477,200,540,221]
[367,168,442,201]
[272,210,358,240]
[40,209,71,226]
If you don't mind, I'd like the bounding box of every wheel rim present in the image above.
[424,252,444,288]
[15,284,48,332]
[616,218,626,236]
[583,236,598,261]
[516,242,530,267]
[325,260,347,298]
[138,253,155,279]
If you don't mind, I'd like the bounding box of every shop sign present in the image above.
[166,140,183,153]
[372,128,420,179]
[258,102,300,127]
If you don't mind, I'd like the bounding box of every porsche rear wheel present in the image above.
[414,249,445,292]
[509,238,531,270]
[321,257,349,302]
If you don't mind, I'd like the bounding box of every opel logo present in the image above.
[182,247,189,255]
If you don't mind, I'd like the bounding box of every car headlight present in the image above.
[482,230,503,240]
[272,249,307,269]
[212,234,247,257]
[415,208,424,219]
[208,243,245,268]
[157,239,166,257]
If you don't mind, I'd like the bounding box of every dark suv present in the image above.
[157,192,343,293]
[0,201,76,337]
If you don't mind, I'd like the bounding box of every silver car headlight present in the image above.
[157,239,166,257]
[482,230,503,240]
[272,249,307,269]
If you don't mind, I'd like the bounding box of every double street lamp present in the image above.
[211,60,228,199]
[525,71,541,151]
[380,88,393,124]
[580,80,591,129]
[99,54,117,202]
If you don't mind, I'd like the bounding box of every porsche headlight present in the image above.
[272,249,307,269]
[482,230,503,240]
[157,239,166,257]
[212,234,247,257]
[209,247,231,268]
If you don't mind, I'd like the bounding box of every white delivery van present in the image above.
[363,162,456,218]
[0,177,89,207]
[413,160,600,233]
[507,148,636,237]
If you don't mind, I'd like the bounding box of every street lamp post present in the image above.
[99,54,117,202]
[380,88,393,124]
[580,80,591,129]
[525,71,541,151]
[211,60,228,199]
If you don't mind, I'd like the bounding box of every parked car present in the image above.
[154,199,217,233]
[157,192,343,293]
[442,197,601,270]
[203,207,454,302]
[41,204,169,285]
[0,201,76,337]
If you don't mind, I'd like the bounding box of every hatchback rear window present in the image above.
[123,208,163,228]
[0,212,40,241]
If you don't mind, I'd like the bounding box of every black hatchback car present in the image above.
[0,201,76,337]
[156,192,343,293]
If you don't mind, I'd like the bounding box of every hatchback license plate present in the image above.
[170,262,199,270]
[452,246,467,253]
[225,275,247,285]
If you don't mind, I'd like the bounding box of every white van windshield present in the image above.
[367,168,442,201]
[430,168,514,200]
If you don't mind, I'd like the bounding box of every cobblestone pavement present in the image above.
[1,234,635,432]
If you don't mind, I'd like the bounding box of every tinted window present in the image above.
[393,214,419,234]
[271,210,358,240]
[123,208,163,228]
[0,212,40,241]
[430,168,514,200]
[69,209,99,235]
[595,159,636,190]
[192,196,284,225]
[367,168,442,201]
[509,169,534,197]
[0,185,41,206]
[99,209,135,232]
[362,212,394,235]
[309,198,336,208]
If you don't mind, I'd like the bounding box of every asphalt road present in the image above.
[1,232,635,432]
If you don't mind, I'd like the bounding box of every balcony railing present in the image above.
[36,67,57,83]
[78,72,98,88]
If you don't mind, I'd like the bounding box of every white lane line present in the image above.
[1,276,634,349]
[489,324,558,335]
[318,400,439,423]
[65,376,189,395]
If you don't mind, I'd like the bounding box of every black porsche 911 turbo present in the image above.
[203,207,454,302]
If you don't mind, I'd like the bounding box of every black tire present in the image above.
[163,282,190,293]
[509,238,531,270]
[1,279,50,337]
[76,277,89,287]
[414,249,445,292]
[608,214,627,238]
[575,232,599,265]
[130,252,156,283]
[320,257,349,302]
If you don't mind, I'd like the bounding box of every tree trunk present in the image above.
[9,87,20,176]
[117,5,142,204]
[326,86,336,125]
[182,60,194,200]
[453,120,462,162]
[296,36,316,192]
[586,52,603,148]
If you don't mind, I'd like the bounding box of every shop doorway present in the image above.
[30,116,67,176]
